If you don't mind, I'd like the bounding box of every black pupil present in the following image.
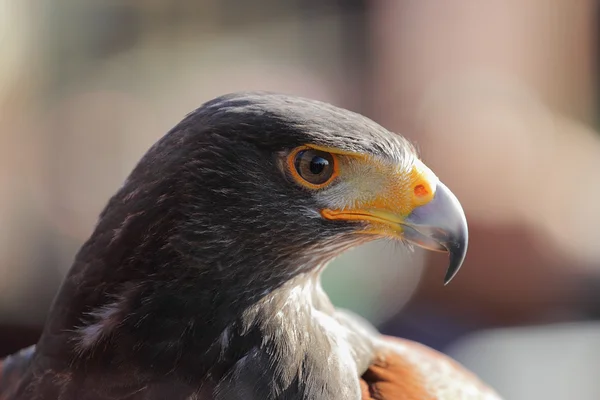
[309,157,328,175]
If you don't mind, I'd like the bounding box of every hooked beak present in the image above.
[402,181,468,285]
[319,157,468,285]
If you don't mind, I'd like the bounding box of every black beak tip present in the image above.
[443,241,468,286]
[443,262,460,286]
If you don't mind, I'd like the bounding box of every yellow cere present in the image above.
[311,148,439,233]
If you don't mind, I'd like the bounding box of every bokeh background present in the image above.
[1,1,599,398]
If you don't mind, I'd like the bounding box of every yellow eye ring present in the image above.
[286,146,339,190]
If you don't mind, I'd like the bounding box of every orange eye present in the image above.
[287,147,338,189]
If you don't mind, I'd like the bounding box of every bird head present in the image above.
[108,92,467,291]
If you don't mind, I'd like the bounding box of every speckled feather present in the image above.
[0,92,500,400]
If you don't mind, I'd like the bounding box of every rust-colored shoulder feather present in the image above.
[361,338,501,400]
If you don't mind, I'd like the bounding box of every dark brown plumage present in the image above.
[0,92,497,399]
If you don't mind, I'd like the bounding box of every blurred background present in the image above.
[1,0,599,398]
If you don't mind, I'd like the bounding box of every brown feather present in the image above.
[361,337,501,400]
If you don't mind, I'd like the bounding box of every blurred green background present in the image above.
[1,1,600,398]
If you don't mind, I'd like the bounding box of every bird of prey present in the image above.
[0,92,501,399]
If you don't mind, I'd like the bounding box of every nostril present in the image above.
[414,184,429,197]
